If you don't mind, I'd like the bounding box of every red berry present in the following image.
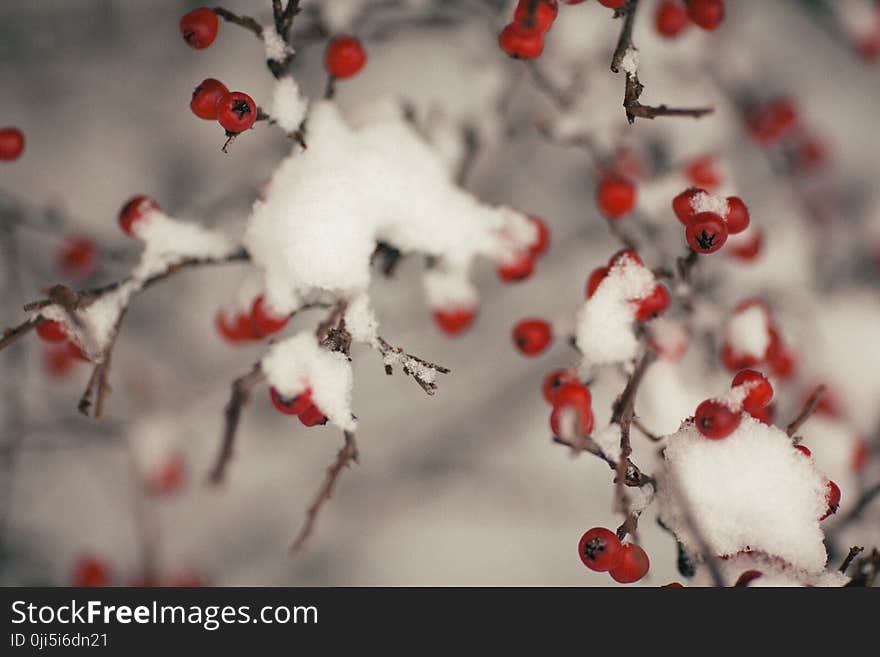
[578,527,623,572]
[748,402,774,425]
[190,78,229,120]
[598,0,627,8]
[820,481,841,520]
[118,195,160,237]
[542,369,580,404]
[270,387,312,416]
[729,229,763,261]
[324,35,367,79]
[597,175,637,219]
[298,403,328,427]
[724,196,750,234]
[551,384,594,436]
[686,212,728,254]
[731,369,773,412]
[0,127,25,161]
[794,444,811,457]
[251,295,289,338]
[586,266,609,298]
[57,235,97,279]
[662,582,685,588]
[180,7,219,50]
[497,252,535,282]
[747,98,799,146]
[499,23,544,59]
[216,91,257,133]
[734,570,763,587]
[433,307,476,336]
[607,249,643,268]
[513,0,559,34]
[215,311,253,343]
[512,318,553,356]
[633,284,670,322]
[685,156,721,190]
[67,340,88,361]
[672,187,704,225]
[609,543,650,583]
[36,319,67,343]
[527,215,551,257]
[147,454,187,496]
[44,344,75,378]
[73,556,110,587]
[686,0,724,31]
[554,382,592,410]
[655,1,689,38]
[694,399,741,439]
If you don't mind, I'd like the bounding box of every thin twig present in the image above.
[213,7,263,37]
[208,364,265,485]
[0,316,38,351]
[840,546,864,574]
[786,384,826,437]
[290,430,358,554]
[78,309,127,419]
[376,336,450,395]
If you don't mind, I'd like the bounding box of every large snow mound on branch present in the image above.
[261,332,356,432]
[243,100,534,318]
[574,256,656,366]
[657,415,829,573]
[691,551,848,587]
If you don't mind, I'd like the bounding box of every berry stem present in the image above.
[785,384,826,437]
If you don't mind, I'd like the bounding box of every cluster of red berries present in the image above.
[586,250,670,321]
[118,195,160,237]
[496,215,551,283]
[57,235,98,280]
[324,35,367,79]
[512,318,554,356]
[269,387,327,427]
[542,370,594,437]
[36,320,87,377]
[672,187,749,255]
[216,296,290,343]
[721,299,796,380]
[191,79,258,134]
[499,0,559,60]
[0,127,24,161]
[578,527,650,584]
[693,368,773,440]
[179,8,219,50]
[596,174,637,220]
[654,0,725,39]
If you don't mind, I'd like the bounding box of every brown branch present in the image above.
[786,384,825,437]
[290,430,358,554]
[840,546,864,574]
[551,435,655,489]
[843,548,880,587]
[0,316,38,351]
[208,364,265,485]
[213,7,263,37]
[376,336,450,395]
[610,0,713,124]
[78,309,127,419]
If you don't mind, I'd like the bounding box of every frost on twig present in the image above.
[376,336,450,395]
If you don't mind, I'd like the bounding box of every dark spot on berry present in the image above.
[696,230,717,251]
[183,31,196,45]
[231,99,252,119]
[582,537,607,562]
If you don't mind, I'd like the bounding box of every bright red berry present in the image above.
[527,215,551,257]
[216,91,257,133]
[118,195,160,236]
[724,196,750,234]
[499,23,544,59]
[215,311,255,343]
[597,175,637,219]
[608,249,643,268]
[633,284,670,322]
[820,481,841,520]
[655,1,689,38]
[0,127,25,161]
[609,543,650,583]
[685,156,721,190]
[729,229,763,261]
[542,369,580,404]
[57,235,97,279]
[298,403,329,427]
[794,444,811,457]
[433,307,476,336]
[686,0,725,31]
[190,78,229,120]
[672,187,704,225]
[36,319,67,343]
[550,384,594,436]
[251,295,289,338]
[73,556,110,587]
[731,369,773,412]
[325,35,367,79]
[694,399,741,439]
[578,527,623,572]
[748,402,774,425]
[180,8,219,50]
[512,318,553,356]
[598,0,627,8]
[270,387,313,416]
[586,266,608,298]
[686,212,728,254]
[513,0,559,34]
[497,252,535,282]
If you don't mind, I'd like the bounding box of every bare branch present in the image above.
[78,309,127,419]
[208,364,266,485]
[376,336,450,395]
[0,316,38,351]
[212,7,263,37]
[786,384,826,437]
[840,546,864,574]
[290,430,358,554]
